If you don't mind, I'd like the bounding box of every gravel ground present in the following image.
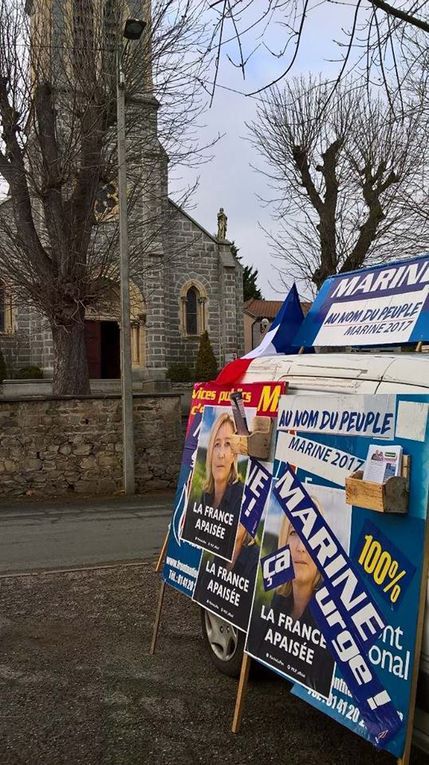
[0,564,426,765]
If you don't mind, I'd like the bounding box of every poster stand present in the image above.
[149,580,166,655]
[149,529,169,655]
[151,380,429,763]
[155,529,169,573]
[151,527,253,731]
[231,653,251,734]
[153,526,429,761]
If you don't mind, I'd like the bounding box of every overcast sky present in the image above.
[172,3,360,301]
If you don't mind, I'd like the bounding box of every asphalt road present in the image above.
[0,493,173,573]
[0,565,426,765]
[0,494,427,763]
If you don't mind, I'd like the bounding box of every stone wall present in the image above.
[0,393,182,498]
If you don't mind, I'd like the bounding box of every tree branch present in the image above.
[313,137,343,282]
[340,161,400,273]
[292,145,323,215]
[0,76,52,280]
[371,0,429,33]
[34,81,68,268]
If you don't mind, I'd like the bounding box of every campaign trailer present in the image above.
[240,353,429,759]
[156,252,429,761]
[156,356,429,762]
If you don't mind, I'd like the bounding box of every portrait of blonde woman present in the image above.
[182,409,246,561]
[274,514,322,621]
[201,412,243,517]
[246,497,335,697]
[192,412,262,630]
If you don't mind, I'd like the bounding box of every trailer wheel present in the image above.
[200,608,245,678]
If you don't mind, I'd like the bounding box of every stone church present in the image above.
[0,1,243,381]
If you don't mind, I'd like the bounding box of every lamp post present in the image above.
[117,18,146,494]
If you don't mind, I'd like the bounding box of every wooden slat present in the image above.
[231,653,251,734]
[155,529,169,573]
[149,581,166,656]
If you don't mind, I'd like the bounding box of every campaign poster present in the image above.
[192,543,260,632]
[162,384,227,598]
[190,384,284,631]
[246,476,351,697]
[163,382,284,603]
[181,404,248,560]
[294,253,429,348]
[247,393,429,759]
[192,456,276,631]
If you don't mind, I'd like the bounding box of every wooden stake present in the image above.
[397,517,429,765]
[150,525,172,654]
[231,653,251,733]
[155,529,169,573]
[149,580,166,655]
[416,341,423,353]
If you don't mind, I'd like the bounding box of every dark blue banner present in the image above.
[261,545,294,591]
[240,458,272,537]
[352,520,416,612]
[310,597,402,745]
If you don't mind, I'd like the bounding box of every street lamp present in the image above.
[123,18,146,40]
[117,18,146,494]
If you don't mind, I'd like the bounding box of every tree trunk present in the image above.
[51,316,90,396]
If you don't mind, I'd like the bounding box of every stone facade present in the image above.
[0,288,56,375]
[163,203,244,371]
[0,1,244,381]
[0,394,182,498]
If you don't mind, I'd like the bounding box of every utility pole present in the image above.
[116,19,146,495]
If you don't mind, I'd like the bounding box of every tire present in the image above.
[200,607,245,678]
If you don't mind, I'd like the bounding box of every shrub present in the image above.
[166,362,193,382]
[0,348,7,383]
[15,366,44,379]
[195,331,218,381]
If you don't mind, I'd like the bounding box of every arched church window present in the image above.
[0,283,14,334]
[186,286,198,335]
[180,281,208,337]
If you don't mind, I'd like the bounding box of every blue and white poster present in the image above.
[294,254,429,347]
[246,393,429,758]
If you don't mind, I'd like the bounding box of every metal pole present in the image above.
[117,57,135,494]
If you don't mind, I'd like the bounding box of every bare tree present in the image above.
[207,1,428,105]
[248,76,429,291]
[0,0,210,394]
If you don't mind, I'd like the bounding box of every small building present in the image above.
[243,298,311,354]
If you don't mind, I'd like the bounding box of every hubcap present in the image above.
[204,611,238,661]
